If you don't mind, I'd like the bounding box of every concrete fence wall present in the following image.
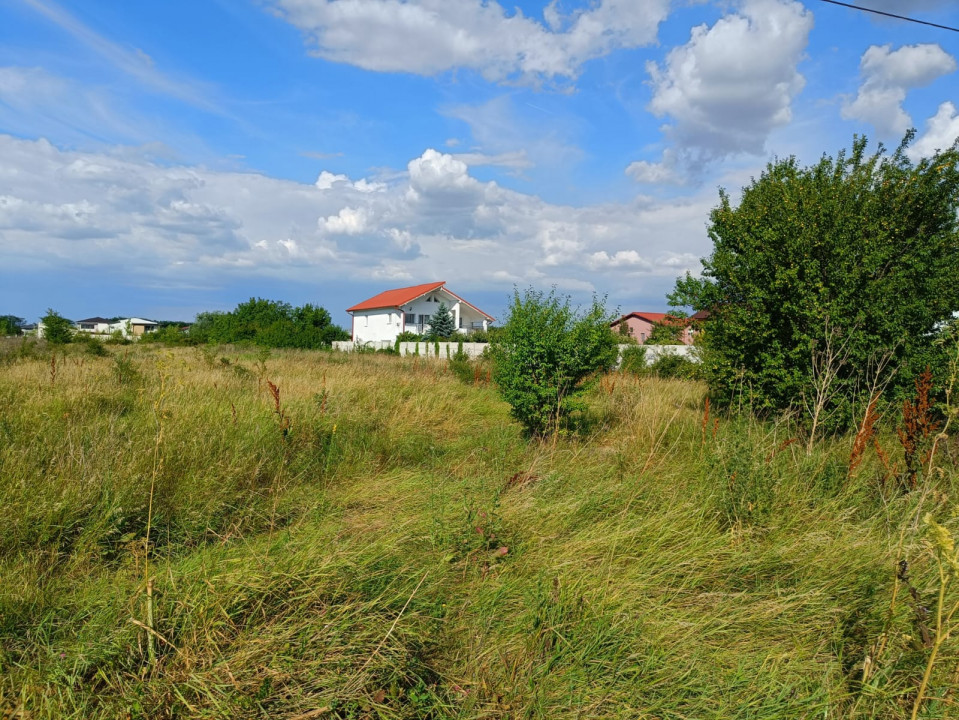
[619,344,699,365]
[332,340,489,358]
[332,341,697,365]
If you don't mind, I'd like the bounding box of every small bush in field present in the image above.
[649,352,699,380]
[491,288,618,436]
[83,337,109,357]
[40,309,73,345]
[448,345,473,384]
[620,345,647,375]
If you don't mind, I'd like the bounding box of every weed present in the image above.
[898,368,940,491]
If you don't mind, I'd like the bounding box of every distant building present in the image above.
[73,316,158,338]
[611,311,696,345]
[347,281,494,344]
[75,317,111,334]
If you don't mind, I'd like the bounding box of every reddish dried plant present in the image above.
[896,368,940,490]
[849,392,881,477]
[266,380,292,439]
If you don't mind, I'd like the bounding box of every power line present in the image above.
[818,0,959,33]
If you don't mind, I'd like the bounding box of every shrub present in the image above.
[671,133,959,428]
[648,352,699,380]
[0,315,24,336]
[620,345,647,375]
[491,288,618,436]
[83,336,109,357]
[40,309,73,345]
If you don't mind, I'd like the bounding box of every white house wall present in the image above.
[352,309,402,343]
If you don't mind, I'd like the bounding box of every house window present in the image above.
[640,332,646,341]
[419,314,429,326]
[405,313,415,324]
[459,317,464,328]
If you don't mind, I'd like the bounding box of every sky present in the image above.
[1,0,958,327]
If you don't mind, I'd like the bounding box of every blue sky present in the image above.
[1,0,958,327]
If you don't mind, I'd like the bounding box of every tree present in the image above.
[645,314,686,345]
[41,309,73,345]
[0,315,24,336]
[669,133,959,428]
[491,288,618,436]
[427,302,456,340]
[189,298,347,348]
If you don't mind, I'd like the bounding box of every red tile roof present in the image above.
[347,281,446,312]
[347,281,495,320]
[612,311,683,325]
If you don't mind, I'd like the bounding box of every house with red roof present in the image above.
[347,281,494,344]
[611,311,697,345]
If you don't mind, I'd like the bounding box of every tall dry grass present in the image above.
[0,343,957,718]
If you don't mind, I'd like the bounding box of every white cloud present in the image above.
[909,102,959,160]
[625,149,685,185]
[318,206,369,234]
[587,250,652,271]
[842,44,956,137]
[0,135,722,301]
[640,0,812,174]
[268,0,671,84]
[316,170,386,192]
[451,151,532,170]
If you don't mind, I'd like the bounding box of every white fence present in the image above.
[332,340,489,359]
[332,341,697,364]
[619,344,699,366]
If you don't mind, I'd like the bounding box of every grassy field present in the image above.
[1,340,957,719]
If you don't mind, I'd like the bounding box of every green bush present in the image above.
[648,352,700,380]
[671,133,959,427]
[40,309,73,345]
[620,345,647,375]
[189,298,348,349]
[0,315,24,336]
[491,288,618,436]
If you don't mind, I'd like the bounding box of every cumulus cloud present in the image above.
[587,250,652,271]
[315,170,385,192]
[842,44,956,137]
[268,0,671,84]
[0,134,717,300]
[637,0,812,178]
[625,149,685,185]
[909,102,959,160]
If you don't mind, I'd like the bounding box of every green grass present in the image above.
[0,343,957,718]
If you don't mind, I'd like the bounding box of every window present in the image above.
[405,313,415,324]
[419,314,429,326]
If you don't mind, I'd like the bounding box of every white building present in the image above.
[347,281,494,344]
[75,317,111,334]
[73,316,158,338]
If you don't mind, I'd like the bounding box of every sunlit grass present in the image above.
[0,342,956,718]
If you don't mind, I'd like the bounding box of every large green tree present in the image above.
[491,288,618,436]
[670,133,959,428]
